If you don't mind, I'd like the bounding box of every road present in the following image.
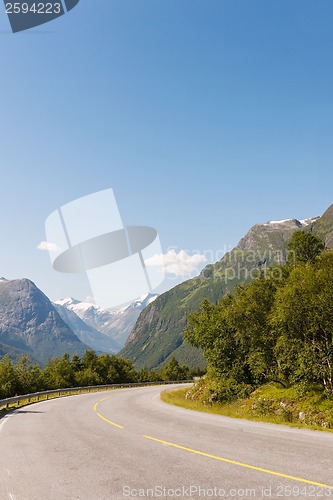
[0,384,333,500]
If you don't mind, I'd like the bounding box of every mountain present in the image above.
[237,218,319,252]
[0,340,34,362]
[55,294,158,353]
[309,204,333,248]
[120,209,333,370]
[53,303,119,354]
[0,279,90,365]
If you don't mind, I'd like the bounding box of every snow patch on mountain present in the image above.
[265,217,319,227]
[55,293,159,352]
[56,297,101,313]
[267,219,293,225]
[299,217,320,226]
[132,294,158,308]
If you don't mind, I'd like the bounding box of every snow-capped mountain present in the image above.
[55,294,158,353]
[53,302,120,354]
[264,217,319,227]
[121,211,327,370]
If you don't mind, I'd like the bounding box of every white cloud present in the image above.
[145,249,207,277]
[37,241,61,253]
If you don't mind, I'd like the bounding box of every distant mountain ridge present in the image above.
[55,294,158,353]
[53,302,119,354]
[120,207,333,370]
[0,276,158,364]
[237,217,319,252]
[0,279,89,365]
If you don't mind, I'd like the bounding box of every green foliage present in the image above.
[43,353,75,389]
[207,376,252,403]
[160,356,192,381]
[15,356,43,394]
[185,296,239,378]
[137,366,161,383]
[0,355,19,398]
[227,275,281,384]
[165,381,333,431]
[185,246,333,402]
[271,251,333,392]
[0,349,195,399]
[288,231,324,266]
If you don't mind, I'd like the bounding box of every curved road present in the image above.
[1,384,333,499]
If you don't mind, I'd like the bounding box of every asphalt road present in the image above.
[1,384,333,500]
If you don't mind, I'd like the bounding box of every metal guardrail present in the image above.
[0,380,194,410]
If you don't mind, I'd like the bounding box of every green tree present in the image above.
[75,366,101,386]
[137,366,160,382]
[227,275,280,384]
[43,353,75,389]
[271,251,333,392]
[0,355,19,398]
[15,356,43,394]
[185,295,254,401]
[104,356,137,384]
[185,296,239,379]
[160,357,191,381]
[81,350,98,370]
[74,350,101,385]
[288,231,324,266]
[70,354,82,373]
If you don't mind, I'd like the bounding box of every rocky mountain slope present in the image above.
[55,294,158,352]
[53,303,119,354]
[120,207,333,370]
[310,204,333,248]
[0,279,89,365]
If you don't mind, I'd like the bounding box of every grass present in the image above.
[161,383,333,433]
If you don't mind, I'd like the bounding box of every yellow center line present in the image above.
[96,412,124,429]
[93,398,124,429]
[99,396,112,403]
[144,435,333,489]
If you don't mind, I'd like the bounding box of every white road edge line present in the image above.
[0,417,9,433]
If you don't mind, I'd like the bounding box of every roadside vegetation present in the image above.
[0,351,199,400]
[163,231,333,430]
[162,383,333,431]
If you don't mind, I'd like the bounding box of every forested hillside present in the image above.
[185,231,333,404]
[121,208,333,370]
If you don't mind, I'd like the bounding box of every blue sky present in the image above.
[0,0,332,303]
